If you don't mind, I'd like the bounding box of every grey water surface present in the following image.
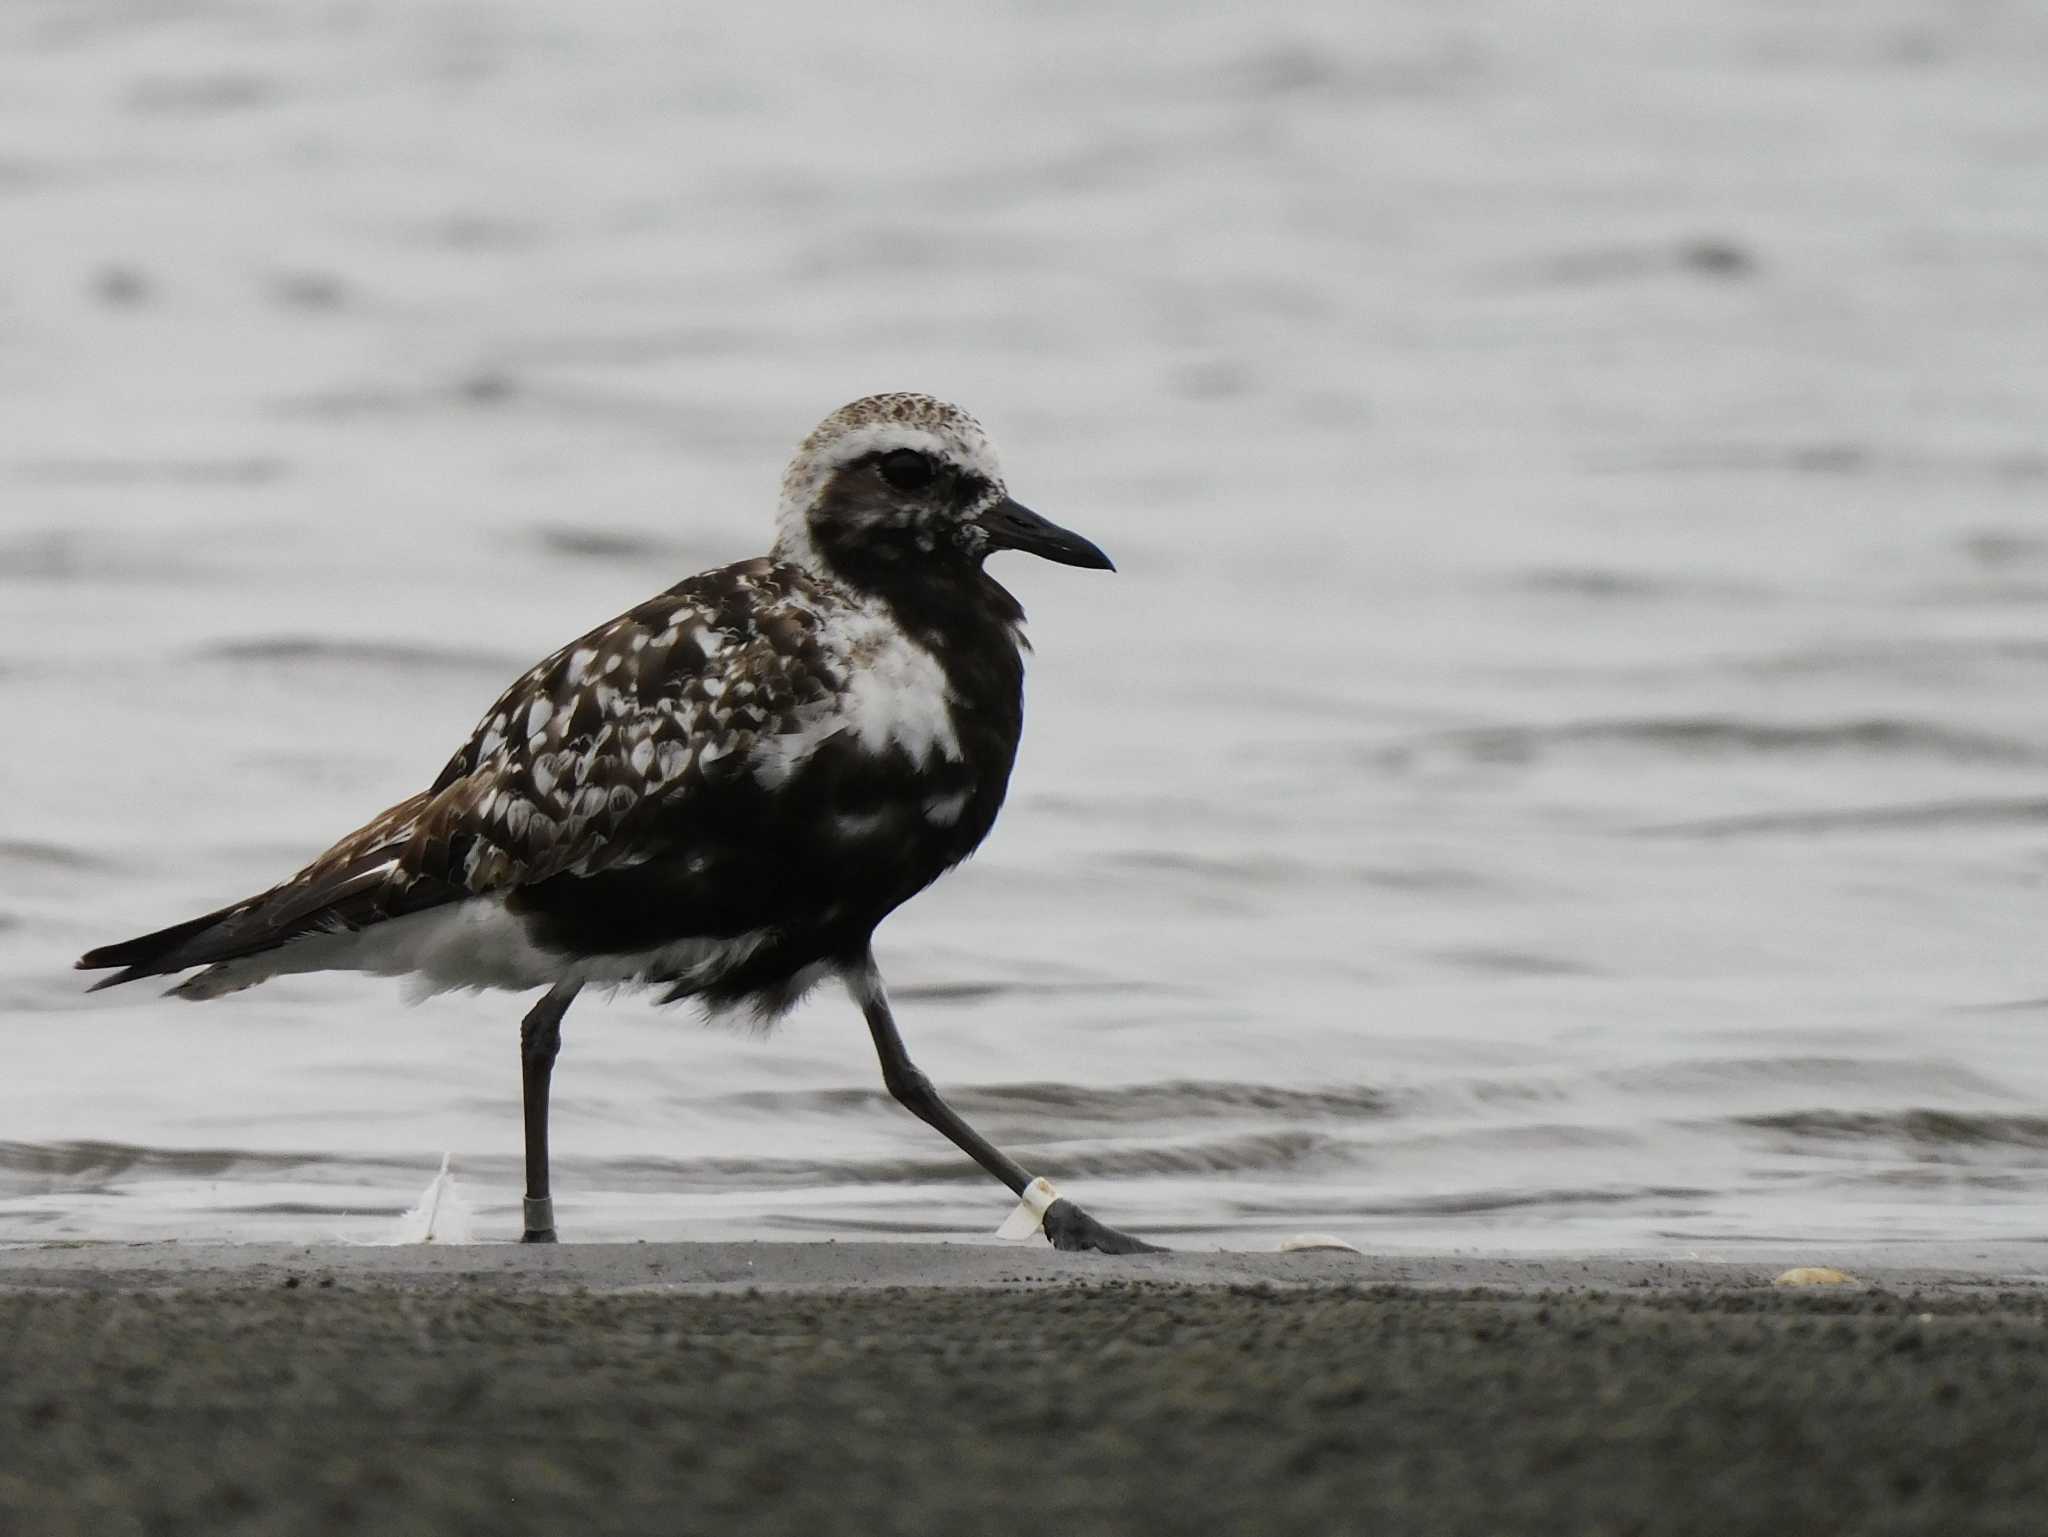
[3,0,2046,1251]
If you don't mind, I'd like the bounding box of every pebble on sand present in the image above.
[1772,1266,1858,1287]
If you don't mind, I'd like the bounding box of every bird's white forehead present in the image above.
[781,393,1005,500]
[812,421,1000,483]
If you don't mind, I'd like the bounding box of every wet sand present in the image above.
[4,1243,2045,1535]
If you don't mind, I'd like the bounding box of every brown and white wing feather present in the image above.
[78,559,841,989]
[399,557,838,894]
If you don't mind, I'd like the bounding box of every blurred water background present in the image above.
[4,0,2046,1252]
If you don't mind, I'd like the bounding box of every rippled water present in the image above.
[5,1,2047,1251]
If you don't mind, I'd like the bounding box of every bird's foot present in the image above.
[1042,1198,1165,1254]
[520,1195,557,1243]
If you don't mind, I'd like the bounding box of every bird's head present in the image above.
[774,393,1113,590]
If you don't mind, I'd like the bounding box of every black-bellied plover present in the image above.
[78,393,1155,1253]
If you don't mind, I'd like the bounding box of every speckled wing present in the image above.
[398,557,838,897]
[79,559,840,988]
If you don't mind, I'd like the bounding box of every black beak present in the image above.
[977,497,1115,571]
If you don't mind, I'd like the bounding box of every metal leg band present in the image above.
[522,1195,555,1234]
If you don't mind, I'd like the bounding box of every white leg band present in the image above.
[995,1176,1060,1240]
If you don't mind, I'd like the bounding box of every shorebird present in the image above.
[78,392,1155,1253]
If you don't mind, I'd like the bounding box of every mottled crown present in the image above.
[774,393,1005,570]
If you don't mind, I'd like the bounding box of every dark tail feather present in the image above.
[78,790,453,996]
[78,862,457,994]
[77,901,253,991]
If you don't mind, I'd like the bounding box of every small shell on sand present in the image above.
[1773,1266,1857,1287]
[1280,1234,1362,1254]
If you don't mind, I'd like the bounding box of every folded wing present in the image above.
[77,559,842,990]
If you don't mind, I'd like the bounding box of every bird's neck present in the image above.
[780,539,1029,753]
[776,520,1024,660]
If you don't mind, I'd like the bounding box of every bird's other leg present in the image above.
[519,979,582,1244]
[847,950,1161,1255]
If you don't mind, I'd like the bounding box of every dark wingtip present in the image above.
[78,940,135,971]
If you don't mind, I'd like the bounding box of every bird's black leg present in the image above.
[848,951,1161,1255]
[519,979,582,1244]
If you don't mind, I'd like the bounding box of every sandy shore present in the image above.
[3,1242,2045,1535]
[2,1237,2045,1295]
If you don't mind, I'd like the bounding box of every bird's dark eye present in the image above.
[877,449,935,491]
